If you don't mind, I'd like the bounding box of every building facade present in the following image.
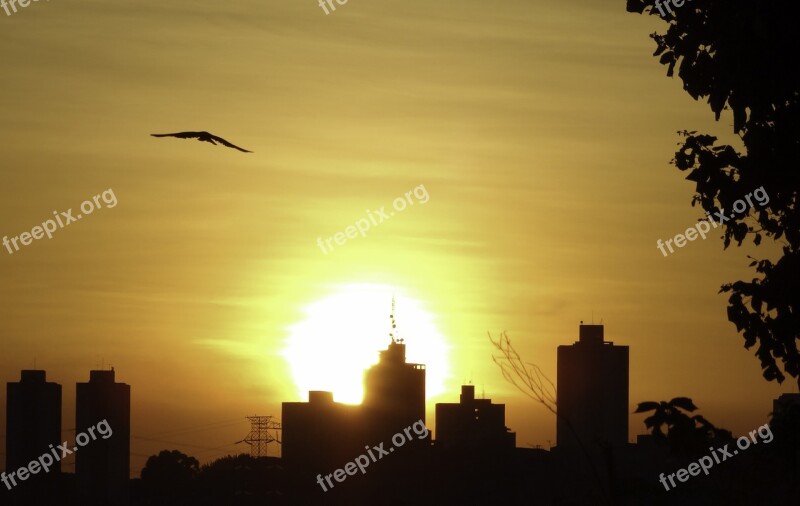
[6,370,62,474]
[435,384,516,451]
[363,339,426,443]
[75,369,130,506]
[282,337,428,468]
[5,369,62,504]
[556,324,628,450]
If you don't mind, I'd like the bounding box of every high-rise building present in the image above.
[282,336,428,462]
[363,338,427,442]
[556,324,628,450]
[6,370,62,474]
[281,301,428,472]
[435,385,516,451]
[5,370,62,504]
[75,369,130,506]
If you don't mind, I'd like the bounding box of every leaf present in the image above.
[670,397,698,412]
[635,401,661,413]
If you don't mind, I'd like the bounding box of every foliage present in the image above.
[140,450,200,504]
[635,397,732,458]
[627,0,800,387]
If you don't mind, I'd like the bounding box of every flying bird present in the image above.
[150,131,253,153]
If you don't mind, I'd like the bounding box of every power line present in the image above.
[138,418,245,439]
[131,435,241,454]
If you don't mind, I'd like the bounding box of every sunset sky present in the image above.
[1,0,794,475]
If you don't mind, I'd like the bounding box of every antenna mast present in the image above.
[389,295,403,343]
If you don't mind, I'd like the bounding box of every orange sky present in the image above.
[1,0,795,475]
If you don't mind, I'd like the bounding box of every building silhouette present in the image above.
[281,390,362,469]
[281,330,428,472]
[556,323,628,450]
[5,370,62,504]
[435,384,515,451]
[362,338,427,443]
[5,370,62,474]
[75,368,130,506]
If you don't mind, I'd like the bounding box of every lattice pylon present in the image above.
[243,415,282,458]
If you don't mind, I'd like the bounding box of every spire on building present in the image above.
[389,294,404,344]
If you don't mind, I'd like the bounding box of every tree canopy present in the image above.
[628,0,800,387]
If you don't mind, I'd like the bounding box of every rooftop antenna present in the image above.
[389,295,400,344]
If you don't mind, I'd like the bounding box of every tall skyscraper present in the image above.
[363,338,427,442]
[75,369,130,506]
[281,300,427,474]
[6,370,62,473]
[5,370,62,504]
[556,324,629,450]
[282,336,428,466]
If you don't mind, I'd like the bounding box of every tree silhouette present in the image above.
[489,331,557,414]
[634,397,732,459]
[627,0,800,388]
[198,454,284,505]
[140,449,200,505]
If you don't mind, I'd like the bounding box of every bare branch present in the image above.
[489,331,558,415]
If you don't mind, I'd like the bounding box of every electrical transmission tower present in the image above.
[242,415,281,458]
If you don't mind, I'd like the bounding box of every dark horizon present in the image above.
[3,325,799,504]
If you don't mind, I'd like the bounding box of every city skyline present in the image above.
[5,321,796,504]
[1,319,793,479]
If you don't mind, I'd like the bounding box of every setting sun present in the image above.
[282,284,449,404]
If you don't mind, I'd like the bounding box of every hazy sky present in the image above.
[1,0,794,475]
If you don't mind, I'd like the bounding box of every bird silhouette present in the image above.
[150,131,253,153]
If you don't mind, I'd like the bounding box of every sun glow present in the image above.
[283,284,449,404]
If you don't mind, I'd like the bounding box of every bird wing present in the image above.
[208,134,253,153]
[151,131,252,153]
[150,132,203,139]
